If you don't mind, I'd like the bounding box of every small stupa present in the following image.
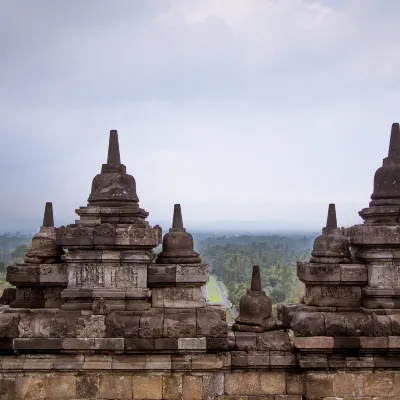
[233,265,272,332]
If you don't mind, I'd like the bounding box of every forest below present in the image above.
[198,233,318,308]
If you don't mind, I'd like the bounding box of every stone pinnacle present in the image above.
[172,204,184,229]
[326,203,337,229]
[388,122,400,158]
[107,130,121,165]
[250,265,262,292]
[42,202,54,227]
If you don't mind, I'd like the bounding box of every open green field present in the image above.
[206,275,223,303]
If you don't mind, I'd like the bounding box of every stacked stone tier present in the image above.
[297,262,367,307]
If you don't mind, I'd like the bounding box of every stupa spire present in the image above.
[250,265,262,291]
[326,203,337,229]
[42,202,54,227]
[107,130,121,165]
[172,204,184,229]
[388,122,400,159]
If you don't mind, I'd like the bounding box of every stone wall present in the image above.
[2,353,400,399]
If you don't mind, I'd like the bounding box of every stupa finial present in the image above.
[107,130,121,165]
[388,122,400,159]
[172,204,184,229]
[42,202,54,227]
[250,265,262,291]
[326,203,337,229]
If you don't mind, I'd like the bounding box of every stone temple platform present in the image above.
[2,125,400,399]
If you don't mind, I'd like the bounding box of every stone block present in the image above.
[197,307,228,337]
[294,336,334,351]
[259,372,286,394]
[297,262,340,284]
[23,355,54,370]
[232,351,248,368]
[192,354,224,370]
[44,375,76,399]
[148,264,177,286]
[133,375,163,399]
[172,354,192,370]
[256,330,291,351]
[178,337,207,351]
[176,264,209,284]
[359,336,388,350]
[183,375,203,400]
[105,311,141,337]
[39,263,68,284]
[76,313,106,338]
[235,332,257,351]
[155,338,179,350]
[16,376,46,400]
[290,312,325,336]
[125,338,155,351]
[306,372,334,398]
[13,338,62,351]
[145,354,172,370]
[286,373,305,394]
[304,285,361,307]
[83,354,112,369]
[99,374,133,399]
[340,264,367,284]
[0,378,16,400]
[203,372,224,400]
[325,313,347,336]
[94,337,124,350]
[333,373,364,397]
[115,225,162,247]
[18,311,78,338]
[225,372,261,396]
[53,355,84,370]
[62,338,95,350]
[364,372,394,397]
[270,351,296,368]
[0,314,19,338]
[164,309,196,338]
[2,355,25,370]
[77,374,99,398]
[345,356,374,368]
[299,354,328,369]
[247,351,270,368]
[163,374,183,400]
[139,314,163,338]
[207,337,229,351]
[112,355,146,370]
[153,286,205,308]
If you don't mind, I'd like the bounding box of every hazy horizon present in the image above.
[1,0,398,230]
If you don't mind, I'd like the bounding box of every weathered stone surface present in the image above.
[133,375,163,399]
[306,372,334,398]
[163,374,183,400]
[164,309,196,338]
[99,374,132,399]
[303,285,362,307]
[77,374,99,398]
[256,330,291,351]
[183,375,203,400]
[290,312,325,336]
[364,371,394,397]
[76,313,106,338]
[152,287,205,308]
[105,311,140,337]
[225,372,260,395]
[178,337,206,351]
[197,307,228,337]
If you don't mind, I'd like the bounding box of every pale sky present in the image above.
[0,0,399,231]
